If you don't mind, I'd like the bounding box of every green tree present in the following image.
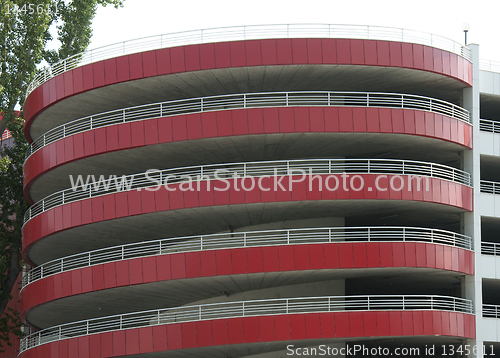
[0,0,124,351]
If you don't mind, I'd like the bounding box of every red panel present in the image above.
[349,311,364,337]
[68,339,78,358]
[80,266,93,293]
[196,321,213,347]
[352,242,368,268]
[363,311,378,337]
[64,70,74,96]
[184,46,200,72]
[243,316,260,343]
[401,42,414,67]
[144,118,159,145]
[58,338,69,358]
[141,189,156,213]
[423,310,434,335]
[216,250,232,275]
[263,246,280,272]
[423,46,434,71]
[263,107,279,133]
[276,39,293,64]
[214,42,231,68]
[338,107,353,132]
[129,258,144,284]
[101,332,113,358]
[115,260,130,287]
[319,312,335,338]
[335,312,350,337]
[352,107,367,132]
[377,312,391,337]
[245,40,261,66]
[129,53,144,79]
[125,329,140,355]
[82,65,93,91]
[89,334,101,358]
[230,248,247,274]
[293,245,309,270]
[142,256,157,283]
[139,327,154,353]
[279,107,295,133]
[247,247,264,273]
[413,44,424,69]
[290,314,306,340]
[307,39,323,64]
[376,41,390,66]
[102,194,115,221]
[261,39,278,65]
[152,325,168,351]
[142,51,157,77]
[70,269,82,295]
[304,313,321,339]
[379,242,393,267]
[339,243,354,268]
[155,48,171,75]
[83,130,95,156]
[166,324,182,350]
[212,320,229,345]
[432,311,442,335]
[94,127,107,154]
[366,242,380,267]
[404,242,417,267]
[274,315,291,340]
[200,250,217,277]
[389,311,403,336]
[336,39,350,64]
[103,125,118,152]
[278,245,295,271]
[389,42,402,67]
[93,61,105,87]
[292,38,308,64]
[181,322,198,348]
[435,244,444,269]
[103,262,117,289]
[324,243,339,268]
[227,318,246,344]
[392,242,406,267]
[363,40,377,65]
[229,41,246,67]
[118,122,132,148]
[116,55,130,82]
[449,312,458,336]
[104,58,117,84]
[433,48,443,73]
[401,311,414,335]
[130,120,145,147]
[185,251,201,278]
[259,316,275,342]
[379,108,392,133]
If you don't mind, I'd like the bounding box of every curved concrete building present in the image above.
[18,24,500,357]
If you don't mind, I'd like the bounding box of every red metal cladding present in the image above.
[21,175,473,260]
[22,107,473,202]
[20,242,474,319]
[23,39,473,141]
[18,311,475,358]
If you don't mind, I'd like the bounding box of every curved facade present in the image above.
[20,24,487,357]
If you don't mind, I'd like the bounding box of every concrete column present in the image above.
[463,43,482,357]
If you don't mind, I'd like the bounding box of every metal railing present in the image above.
[480,59,500,73]
[480,180,500,194]
[26,24,472,97]
[481,241,500,255]
[19,294,473,352]
[24,91,471,161]
[23,158,472,225]
[22,226,472,288]
[482,304,500,318]
[479,119,500,134]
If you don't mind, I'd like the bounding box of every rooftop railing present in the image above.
[20,294,473,352]
[22,226,472,288]
[480,59,500,73]
[24,91,471,162]
[23,158,472,225]
[26,24,472,97]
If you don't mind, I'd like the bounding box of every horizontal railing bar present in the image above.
[26,24,472,97]
[480,180,500,195]
[23,158,472,225]
[480,59,500,73]
[20,295,473,352]
[480,119,500,134]
[22,226,473,288]
[25,91,471,161]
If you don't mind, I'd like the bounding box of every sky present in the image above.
[88,0,500,61]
